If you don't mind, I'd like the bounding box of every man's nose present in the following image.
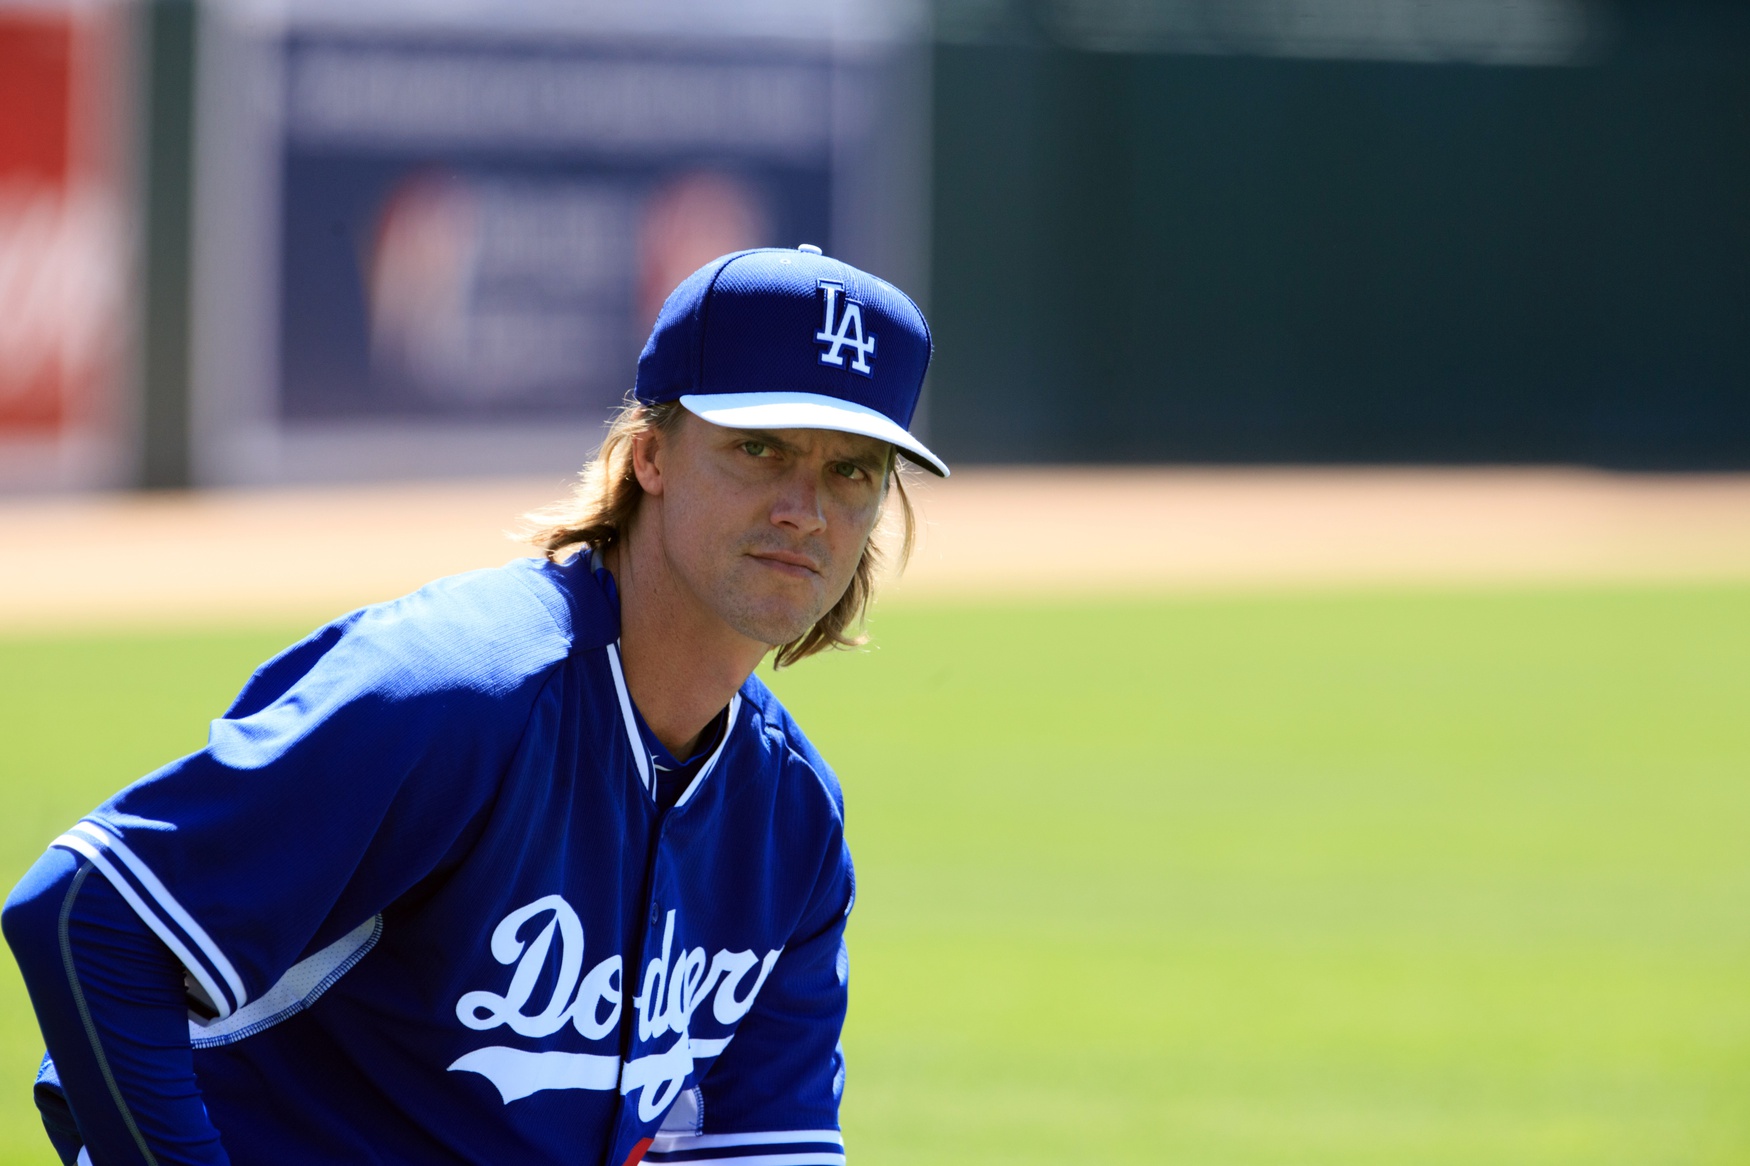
[770,467,828,535]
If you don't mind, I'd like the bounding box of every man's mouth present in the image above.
[747,550,823,579]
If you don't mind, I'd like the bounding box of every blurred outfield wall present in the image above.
[928,0,1750,469]
[4,0,1749,489]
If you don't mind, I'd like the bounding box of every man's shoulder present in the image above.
[733,674,845,822]
[246,556,616,714]
[366,559,581,677]
[387,554,615,658]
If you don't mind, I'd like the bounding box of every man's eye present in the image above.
[741,441,770,458]
[832,462,867,481]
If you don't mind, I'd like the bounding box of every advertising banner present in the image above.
[194,0,927,484]
[0,1,125,488]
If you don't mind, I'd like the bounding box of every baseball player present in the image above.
[2,245,947,1165]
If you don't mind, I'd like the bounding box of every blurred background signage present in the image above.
[0,0,125,490]
[193,0,928,483]
[3,0,1748,489]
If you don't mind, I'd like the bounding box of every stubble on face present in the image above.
[650,414,889,649]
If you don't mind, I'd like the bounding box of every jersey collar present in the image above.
[587,548,742,809]
[606,642,741,809]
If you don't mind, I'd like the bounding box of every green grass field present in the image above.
[0,587,1746,1164]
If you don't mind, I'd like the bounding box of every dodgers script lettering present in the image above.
[447,896,781,1120]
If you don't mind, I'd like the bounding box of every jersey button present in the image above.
[650,902,660,926]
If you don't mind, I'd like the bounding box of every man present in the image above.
[3,245,947,1165]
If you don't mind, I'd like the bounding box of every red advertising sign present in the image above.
[0,6,120,444]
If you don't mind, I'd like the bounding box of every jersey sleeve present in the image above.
[651,827,854,1166]
[48,574,568,1026]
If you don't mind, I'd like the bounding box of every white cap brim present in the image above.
[678,391,949,477]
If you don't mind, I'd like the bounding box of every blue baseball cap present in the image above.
[634,245,948,477]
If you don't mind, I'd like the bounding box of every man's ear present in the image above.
[630,424,666,496]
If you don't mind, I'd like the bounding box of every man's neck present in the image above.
[603,539,768,759]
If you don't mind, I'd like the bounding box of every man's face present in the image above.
[639,412,891,647]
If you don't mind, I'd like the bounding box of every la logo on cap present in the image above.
[814,281,876,377]
[633,244,949,476]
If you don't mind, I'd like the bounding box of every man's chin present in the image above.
[741,613,821,650]
[718,597,826,650]
[709,569,826,638]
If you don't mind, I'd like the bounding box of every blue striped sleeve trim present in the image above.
[646,1130,845,1165]
[51,820,248,1019]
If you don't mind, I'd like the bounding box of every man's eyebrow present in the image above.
[730,427,889,470]
[836,446,889,472]
[731,427,801,453]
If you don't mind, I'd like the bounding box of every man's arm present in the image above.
[4,847,229,1165]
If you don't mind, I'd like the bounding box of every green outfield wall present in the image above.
[926,0,1750,468]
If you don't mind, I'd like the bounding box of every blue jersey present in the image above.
[47,554,853,1166]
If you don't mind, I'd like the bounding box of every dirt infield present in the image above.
[2,468,1748,632]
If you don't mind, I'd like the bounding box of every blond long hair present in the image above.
[522,401,914,668]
